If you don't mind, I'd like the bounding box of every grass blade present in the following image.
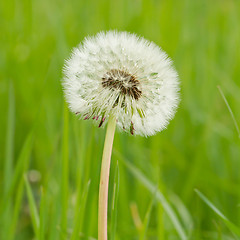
[170,193,194,235]
[2,82,15,240]
[70,180,91,240]
[195,189,240,237]
[39,187,46,240]
[118,153,188,240]
[110,161,120,240]
[60,102,69,239]
[7,175,25,240]
[139,198,154,240]
[217,85,240,138]
[24,175,40,239]
[1,132,33,210]
[4,82,15,195]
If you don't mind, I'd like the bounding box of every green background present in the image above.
[1,0,240,239]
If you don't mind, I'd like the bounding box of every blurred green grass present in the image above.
[1,0,240,239]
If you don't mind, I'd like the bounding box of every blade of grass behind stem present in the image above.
[150,135,165,240]
[79,180,92,237]
[24,175,40,239]
[71,180,91,240]
[110,161,120,240]
[195,189,240,238]
[139,198,154,240]
[73,117,86,185]
[117,152,188,240]
[70,120,85,240]
[60,103,69,239]
[40,187,46,240]
[75,125,95,238]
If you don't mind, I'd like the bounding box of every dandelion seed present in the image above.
[62,31,180,136]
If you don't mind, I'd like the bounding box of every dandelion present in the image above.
[62,31,180,240]
[63,31,179,136]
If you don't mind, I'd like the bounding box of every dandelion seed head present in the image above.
[62,31,180,136]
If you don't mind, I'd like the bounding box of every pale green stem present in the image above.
[98,115,116,240]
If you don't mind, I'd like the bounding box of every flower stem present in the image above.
[98,115,116,240]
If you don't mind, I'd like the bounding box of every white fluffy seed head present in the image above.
[62,31,180,136]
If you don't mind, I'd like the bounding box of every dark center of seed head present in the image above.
[102,69,142,100]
